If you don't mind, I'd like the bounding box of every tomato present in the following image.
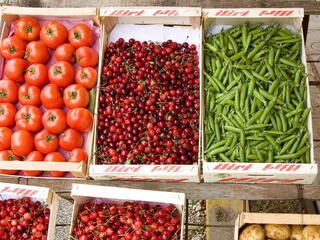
[18,84,41,106]
[0,80,18,103]
[48,61,75,88]
[0,150,20,175]
[75,67,97,89]
[0,127,13,151]
[25,63,48,87]
[68,148,88,163]
[4,58,28,82]
[22,151,43,177]
[54,43,76,64]
[40,84,64,109]
[59,128,83,151]
[68,24,94,48]
[76,46,98,67]
[0,103,16,127]
[42,108,67,134]
[11,130,34,156]
[0,36,26,59]
[44,152,66,177]
[15,105,43,132]
[14,17,40,41]
[34,129,59,154]
[40,21,68,49]
[25,41,50,64]
[63,84,89,109]
[67,107,93,132]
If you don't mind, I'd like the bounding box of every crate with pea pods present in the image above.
[201,8,318,184]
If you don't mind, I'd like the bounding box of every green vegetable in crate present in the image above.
[204,22,311,164]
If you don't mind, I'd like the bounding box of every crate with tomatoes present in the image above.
[0,7,100,178]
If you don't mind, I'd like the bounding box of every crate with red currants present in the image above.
[69,184,185,240]
[0,182,59,239]
[90,7,203,182]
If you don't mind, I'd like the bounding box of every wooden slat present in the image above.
[308,62,320,83]
[307,29,320,61]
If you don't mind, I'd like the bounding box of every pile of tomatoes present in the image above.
[0,16,97,177]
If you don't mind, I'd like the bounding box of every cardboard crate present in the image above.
[89,7,202,182]
[0,182,59,240]
[202,8,318,184]
[0,6,100,179]
[69,184,186,240]
[235,212,320,239]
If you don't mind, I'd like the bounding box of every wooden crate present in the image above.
[202,8,318,184]
[0,182,59,240]
[0,6,100,179]
[89,7,202,182]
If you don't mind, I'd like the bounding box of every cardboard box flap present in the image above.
[0,182,50,200]
[71,184,185,205]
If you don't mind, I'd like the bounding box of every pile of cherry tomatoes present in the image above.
[0,16,98,177]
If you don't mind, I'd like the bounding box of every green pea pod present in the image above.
[224,125,241,134]
[265,135,281,153]
[279,111,287,132]
[219,153,231,162]
[298,132,309,149]
[242,24,248,48]
[260,97,277,123]
[274,145,310,160]
[274,48,281,63]
[214,118,221,141]
[247,109,263,125]
[268,47,275,67]
[204,43,218,53]
[279,57,298,67]
[205,139,227,153]
[204,71,220,92]
[247,41,266,59]
[207,146,228,158]
[267,147,274,163]
[205,55,212,72]
[280,137,297,154]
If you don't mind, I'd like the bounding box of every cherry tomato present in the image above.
[63,84,89,109]
[69,148,88,163]
[68,24,94,48]
[59,128,83,151]
[42,108,67,134]
[0,80,18,103]
[0,103,16,127]
[14,17,40,41]
[48,61,75,88]
[18,83,41,106]
[54,43,76,64]
[25,41,50,64]
[0,150,20,175]
[0,36,26,59]
[44,152,66,177]
[0,127,13,151]
[15,105,43,132]
[40,83,64,109]
[4,58,28,82]
[11,130,34,156]
[34,129,59,154]
[25,63,48,87]
[75,67,97,89]
[76,46,98,67]
[22,151,43,177]
[40,21,68,49]
[67,107,93,132]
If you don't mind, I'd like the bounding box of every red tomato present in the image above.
[76,46,98,67]
[63,84,89,109]
[25,63,48,87]
[18,83,41,106]
[0,150,20,175]
[42,108,67,134]
[69,148,88,163]
[0,80,18,103]
[0,36,26,59]
[40,21,68,49]
[0,103,16,127]
[11,130,34,156]
[59,128,83,151]
[15,105,43,132]
[44,152,66,177]
[68,24,94,48]
[22,151,43,177]
[14,17,40,41]
[25,41,50,64]
[54,43,76,64]
[34,129,59,154]
[75,67,97,89]
[67,107,93,132]
[40,83,64,109]
[4,58,28,82]
[48,61,75,88]
[0,127,13,151]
